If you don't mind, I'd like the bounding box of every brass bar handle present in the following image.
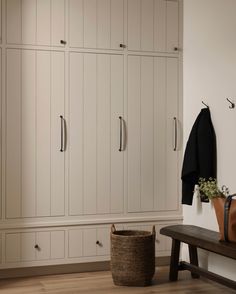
[119,116,123,152]
[60,115,66,152]
[173,117,177,151]
[60,116,63,152]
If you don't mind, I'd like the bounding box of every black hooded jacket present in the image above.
[181,108,217,205]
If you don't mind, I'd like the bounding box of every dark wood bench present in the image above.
[160,225,236,290]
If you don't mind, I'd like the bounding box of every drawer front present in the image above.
[5,230,65,263]
[68,225,123,259]
[21,232,35,262]
[68,229,83,258]
[36,232,51,261]
[51,231,65,259]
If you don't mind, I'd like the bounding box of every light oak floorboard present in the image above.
[0,266,234,294]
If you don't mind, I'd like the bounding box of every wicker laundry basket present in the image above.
[110,224,155,286]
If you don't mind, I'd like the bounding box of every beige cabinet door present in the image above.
[96,227,110,256]
[83,228,97,257]
[68,229,83,258]
[51,231,65,259]
[68,226,111,258]
[69,53,124,216]
[35,232,51,261]
[69,0,124,50]
[34,231,65,261]
[6,49,65,219]
[128,0,179,52]
[21,233,36,262]
[6,0,65,46]
[127,56,179,212]
[0,0,2,43]
[0,48,1,219]
[5,230,65,263]
[5,234,21,263]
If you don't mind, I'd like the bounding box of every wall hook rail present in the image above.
[226,98,235,109]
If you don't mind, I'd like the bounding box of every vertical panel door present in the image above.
[128,0,179,52]
[6,0,65,46]
[6,49,65,218]
[127,56,179,212]
[69,0,124,50]
[0,0,2,42]
[69,53,124,215]
[0,48,1,219]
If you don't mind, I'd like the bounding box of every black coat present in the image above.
[181,108,216,205]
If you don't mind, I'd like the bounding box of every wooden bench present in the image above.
[160,225,236,290]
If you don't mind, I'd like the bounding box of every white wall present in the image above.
[183,0,236,280]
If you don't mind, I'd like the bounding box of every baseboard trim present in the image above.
[0,257,170,279]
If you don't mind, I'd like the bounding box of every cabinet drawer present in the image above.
[6,0,65,46]
[127,0,179,53]
[69,0,124,50]
[5,230,65,263]
[68,225,123,258]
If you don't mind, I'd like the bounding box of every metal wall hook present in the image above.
[226,98,235,109]
[202,101,209,108]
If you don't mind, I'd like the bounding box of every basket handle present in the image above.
[111,224,116,233]
[152,225,156,236]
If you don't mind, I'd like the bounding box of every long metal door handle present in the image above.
[60,115,65,152]
[119,116,123,152]
[173,117,177,151]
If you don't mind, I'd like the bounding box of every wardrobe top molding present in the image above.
[1,0,180,54]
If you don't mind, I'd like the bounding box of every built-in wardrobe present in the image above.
[0,0,182,271]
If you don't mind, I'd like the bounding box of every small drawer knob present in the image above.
[174,47,178,51]
[34,244,40,250]
[96,240,102,247]
[60,40,67,45]
[119,44,125,48]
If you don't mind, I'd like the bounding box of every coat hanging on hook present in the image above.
[181,107,217,205]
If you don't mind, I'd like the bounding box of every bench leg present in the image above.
[169,239,180,281]
[188,245,200,279]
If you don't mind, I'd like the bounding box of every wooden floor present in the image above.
[0,266,234,294]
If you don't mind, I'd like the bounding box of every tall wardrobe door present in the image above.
[6,49,65,218]
[0,0,2,42]
[69,0,124,50]
[0,48,1,218]
[154,57,179,211]
[163,58,179,211]
[127,0,179,52]
[69,53,124,215]
[127,56,179,213]
[6,0,65,46]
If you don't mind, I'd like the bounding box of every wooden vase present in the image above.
[211,197,225,241]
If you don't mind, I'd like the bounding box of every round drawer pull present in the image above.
[34,244,40,250]
[60,40,67,45]
[174,47,178,51]
[96,240,102,247]
[119,44,126,48]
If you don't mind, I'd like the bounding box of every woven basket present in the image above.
[110,224,155,286]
